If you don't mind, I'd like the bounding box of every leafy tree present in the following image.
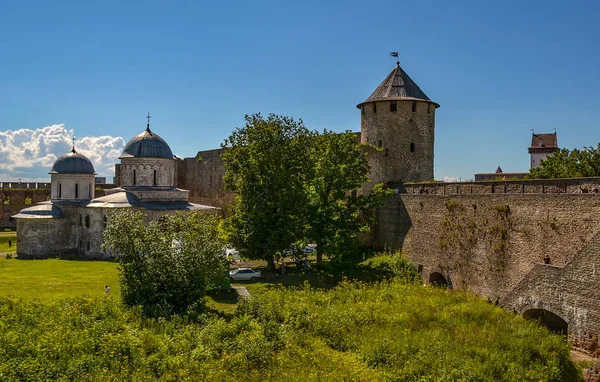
[527,143,600,179]
[307,130,392,262]
[222,114,392,266]
[222,113,313,268]
[102,210,227,317]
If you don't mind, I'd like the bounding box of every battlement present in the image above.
[395,177,600,195]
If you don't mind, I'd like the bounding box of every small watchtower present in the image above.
[529,132,559,170]
[357,57,439,188]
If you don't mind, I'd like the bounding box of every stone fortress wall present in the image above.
[376,184,600,345]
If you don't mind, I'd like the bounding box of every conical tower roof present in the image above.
[357,63,439,108]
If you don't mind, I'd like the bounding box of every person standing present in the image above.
[105,285,110,295]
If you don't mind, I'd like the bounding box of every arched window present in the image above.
[133,169,137,185]
[85,214,90,228]
[75,183,79,198]
[58,183,62,198]
[153,170,157,186]
[410,143,415,152]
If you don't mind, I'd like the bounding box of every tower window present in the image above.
[427,103,431,114]
[361,105,364,116]
[410,143,415,152]
[75,183,79,198]
[373,103,377,113]
[412,101,417,112]
[58,183,62,198]
[133,169,136,185]
[85,215,90,228]
[390,101,397,112]
[153,170,157,186]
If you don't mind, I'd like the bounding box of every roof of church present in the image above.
[357,62,439,108]
[12,202,64,219]
[120,127,174,159]
[530,133,558,149]
[88,191,217,210]
[49,149,96,175]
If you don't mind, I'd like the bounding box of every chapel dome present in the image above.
[120,127,174,159]
[49,149,96,175]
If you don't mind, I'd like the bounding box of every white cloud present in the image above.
[0,124,125,182]
[443,176,459,183]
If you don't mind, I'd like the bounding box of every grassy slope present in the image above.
[0,231,17,254]
[0,259,120,300]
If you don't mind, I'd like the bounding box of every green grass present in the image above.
[0,258,120,300]
[0,231,17,254]
[0,281,582,381]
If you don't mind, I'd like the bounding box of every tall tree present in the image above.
[307,130,392,262]
[102,210,227,317]
[527,144,600,179]
[221,113,313,268]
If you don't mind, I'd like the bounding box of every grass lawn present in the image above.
[0,258,120,300]
[0,230,17,254]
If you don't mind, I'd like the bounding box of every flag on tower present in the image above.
[390,52,398,57]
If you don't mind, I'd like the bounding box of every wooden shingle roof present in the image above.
[357,63,439,108]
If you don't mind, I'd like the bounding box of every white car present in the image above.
[229,268,262,281]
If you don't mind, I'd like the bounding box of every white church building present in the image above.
[14,123,216,259]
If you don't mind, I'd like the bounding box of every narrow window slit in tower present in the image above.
[412,101,417,112]
[75,183,79,198]
[153,170,157,186]
[390,101,397,112]
[133,169,136,185]
[427,103,431,114]
[373,103,377,113]
[410,143,415,152]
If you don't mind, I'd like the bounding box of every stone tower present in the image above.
[357,62,439,190]
[49,148,96,201]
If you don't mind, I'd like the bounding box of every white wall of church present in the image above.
[119,158,175,188]
[51,174,95,201]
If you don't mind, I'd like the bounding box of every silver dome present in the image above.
[120,127,174,159]
[49,149,96,175]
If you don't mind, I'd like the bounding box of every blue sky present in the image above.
[0,0,599,181]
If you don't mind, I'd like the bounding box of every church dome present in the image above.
[120,127,173,159]
[49,149,96,175]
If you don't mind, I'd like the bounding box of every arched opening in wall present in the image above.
[523,309,568,335]
[410,142,415,152]
[377,140,383,148]
[428,272,448,287]
[58,183,62,198]
[153,170,157,186]
[85,215,90,228]
[75,183,79,198]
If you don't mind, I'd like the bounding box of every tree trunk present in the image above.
[267,255,275,271]
[316,239,323,263]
